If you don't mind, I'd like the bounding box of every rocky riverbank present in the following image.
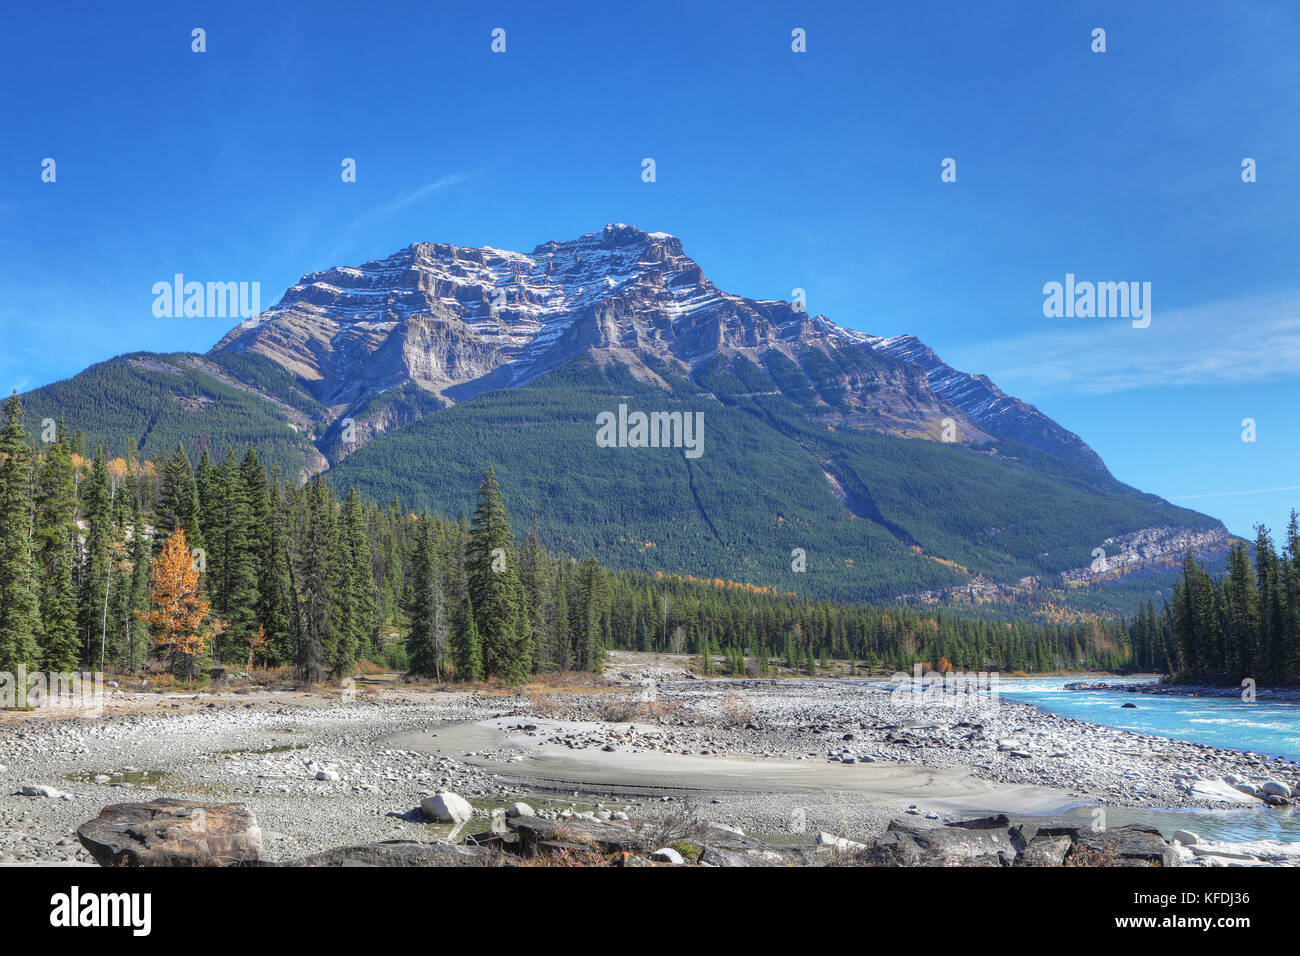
[2,659,1299,866]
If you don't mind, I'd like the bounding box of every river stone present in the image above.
[421,791,474,824]
[506,802,535,818]
[650,847,685,864]
[1172,829,1201,846]
[18,784,63,798]
[1260,781,1291,798]
[815,831,867,851]
[77,798,262,867]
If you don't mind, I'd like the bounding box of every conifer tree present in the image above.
[466,469,527,681]
[452,598,483,681]
[212,450,259,661]
[295,477,332,682]
[0,393,40,671]
[80,448,114,667]
[256,465,294,665]
[407,519,448,678]
[34,422,80,670]
[157,444,201,554]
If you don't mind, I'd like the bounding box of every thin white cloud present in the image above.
[946,291,1300,395]
[353,174,468,228]
[326,174,469,262]
[1170,485,1300,500]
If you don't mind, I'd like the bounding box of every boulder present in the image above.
[1070,824,1181,867]
[77,799,262,867]
[650,847,685,864]
[880,819,1019,866]
[1260,781,1291,798]
[506,802,535,818]
[421,791,474,824]
[1172,829,1201,846]
[288,840,490,867]
[18,784,64,798]
[1016,835,1073,866]
[815,831,867,852]
[315,769,340,782]
[850,816,1182,867]
[698,845,799,867]
[507,815,642,857]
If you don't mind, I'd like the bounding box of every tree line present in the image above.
[1130,518,1300,684]
[0,391,1202,684]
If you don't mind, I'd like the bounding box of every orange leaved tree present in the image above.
[138,528,211,679]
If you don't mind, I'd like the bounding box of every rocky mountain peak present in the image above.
[208,225,1106,473]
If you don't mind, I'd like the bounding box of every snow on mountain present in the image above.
[212,223,1103,471]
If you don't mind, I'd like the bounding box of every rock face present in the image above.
[420,791,474,824]
[77,799,263,867]
[209,223,1098,471]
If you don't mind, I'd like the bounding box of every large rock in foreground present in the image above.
[856,816,1181,867]
[286,840,490,867]
[78,799,263,867]
[420,791,474,824]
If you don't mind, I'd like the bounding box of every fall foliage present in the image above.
[137,528,210,678]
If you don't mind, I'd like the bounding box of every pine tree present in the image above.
[466,469,527,682]
[33,422,80,670]
[123,498,151,671]
[407,519,448,678]
[294,477,332,682]
[157,444,201,554]
[549,566,571,671]
[1254,525,1286,683]
[452,598,484,681]
[573,557,608,673]
[256,465,294,666]
[340,487,378,666]
[0,393,40,671]
[79,449,115,669]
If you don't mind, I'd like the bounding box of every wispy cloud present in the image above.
[326,174,469,262]
[947,291,1300,395]
[1170,485,1300,501]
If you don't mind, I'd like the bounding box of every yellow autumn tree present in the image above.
[246,624,267,672]
[138,528,210,679]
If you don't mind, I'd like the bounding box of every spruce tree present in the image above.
[214,450,259,662]
[407,519,448,678]
[466,469,527,682]
[33,422,80,670]
[452,598,484,681]
[295,477,332,682]
[256,465,295,666]
[0,393,40,671]
[79,448,114,668]
[157,444,201,554]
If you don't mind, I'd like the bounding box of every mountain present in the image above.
[21,224,1228,610]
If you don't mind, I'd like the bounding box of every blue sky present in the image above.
[2,1,1297,540]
